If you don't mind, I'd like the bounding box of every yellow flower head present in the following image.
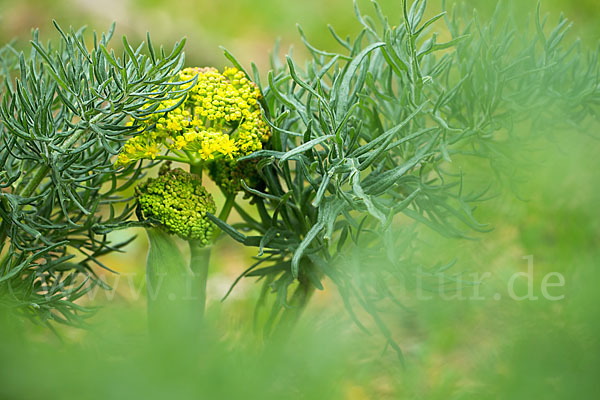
[116,67,270,167]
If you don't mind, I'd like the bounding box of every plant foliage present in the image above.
[210,0,599,356]
[0,22,187,325]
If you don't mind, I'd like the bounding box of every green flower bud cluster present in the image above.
[135,167,216,244]
[208,158,264,196]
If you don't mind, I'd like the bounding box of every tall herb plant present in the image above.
[0,1,597,356]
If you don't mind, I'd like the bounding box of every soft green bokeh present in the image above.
[1,0,598,66]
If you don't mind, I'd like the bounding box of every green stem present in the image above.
[218,192,236,220]
[212,193,236,242]
[190,163,203,183]
[0,219,8,249]
[145,228,189,337]
[0,127,90,250]
[18,165,50,198]
[18,126,89,197]
[155,155,190,164]
[188,242,211,322]
[273,277,315,336]
[184,164,237,324]
[184,191,236,323]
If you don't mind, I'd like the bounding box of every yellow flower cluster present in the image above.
[116,67,270,167]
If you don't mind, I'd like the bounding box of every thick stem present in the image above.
[185,194,233,322]
[189,163,203,182]
[273,277,316,335]
[145,228,189,338]
[188,242,211,322]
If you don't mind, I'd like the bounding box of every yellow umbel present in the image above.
[116,67,269,167]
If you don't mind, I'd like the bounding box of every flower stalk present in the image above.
[188,242,211,323]
[145,228,188,337]
[126,66,269,336]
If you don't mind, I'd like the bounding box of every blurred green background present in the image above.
[1,0,599,399]
[1,0,598,68]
